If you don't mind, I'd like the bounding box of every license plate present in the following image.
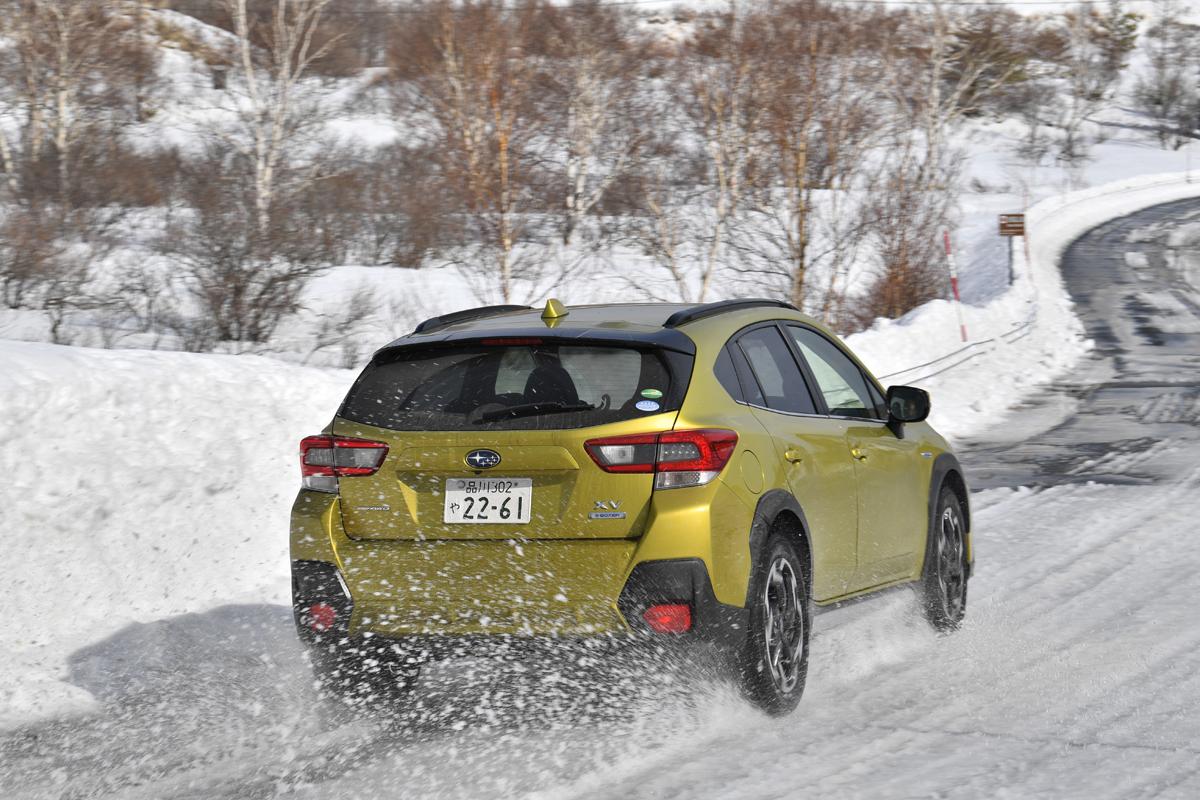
[443,477,532,524]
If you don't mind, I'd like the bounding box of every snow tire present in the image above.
[737,532,811,716]
[920,485,969,632]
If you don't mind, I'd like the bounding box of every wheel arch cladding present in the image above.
[931,453,970,533]
[745,489,813,607]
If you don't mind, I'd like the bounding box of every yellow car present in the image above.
[290,299,972,714]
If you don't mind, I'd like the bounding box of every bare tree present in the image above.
[0,0,154,203]
[887,3,1034,181]
[854,142,960,327]
[398,0,546,303]
[729,2,883,317]
[162,146,329,347]
[661,6,771,302]
[1135,0,1200,148]
[1046,2,1139,162]
[623,160,700,302]
[534,1,646,246]
[219,0,338,235]
[303,283,380,368]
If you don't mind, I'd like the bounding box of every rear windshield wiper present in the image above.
[474,401,594,423]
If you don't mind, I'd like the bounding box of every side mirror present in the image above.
[886,385,930,424]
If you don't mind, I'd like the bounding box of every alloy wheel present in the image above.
[763,556,805,693]
[936,505,967,620]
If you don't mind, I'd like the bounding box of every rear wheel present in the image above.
[737,534,810,716]
[921,486,969,631]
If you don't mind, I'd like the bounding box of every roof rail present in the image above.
[663,298,798,328]
[413,304,532,334]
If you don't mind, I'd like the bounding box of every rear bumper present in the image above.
[618,559,748,649]
[293,556,749,658]
[290,481,755,647]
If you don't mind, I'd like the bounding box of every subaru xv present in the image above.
[290,298,972,715]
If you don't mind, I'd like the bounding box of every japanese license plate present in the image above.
[443,477,532,524]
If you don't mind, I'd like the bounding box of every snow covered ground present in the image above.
[7,6,1200,796]
[4,167,1200,727]
[0,342,351,727]
[4,151,1188,724]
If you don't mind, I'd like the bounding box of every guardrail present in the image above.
[876,309,1036,385]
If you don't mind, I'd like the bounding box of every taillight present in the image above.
[299,434,389,493]
[584,429,738,489]
[583,433,660,473]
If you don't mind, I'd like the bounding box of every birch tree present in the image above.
[538,1,645,246]
[402,1,544,303]
[730,2,882,318]
[892,4,1033,179]
[0,0,143,203]
[219,0,338,236]
[667,7,771,302]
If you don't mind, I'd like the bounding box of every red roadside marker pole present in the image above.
[943,230,968,342]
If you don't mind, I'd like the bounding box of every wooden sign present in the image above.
[999,213,1026,237]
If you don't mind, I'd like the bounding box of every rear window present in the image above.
[340,342,684,431]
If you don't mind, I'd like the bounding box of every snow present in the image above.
[0,341,352,727]
[5,168,1200,731]
[7,4,1200,794]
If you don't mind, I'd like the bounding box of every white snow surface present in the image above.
[277,479,1200,800]
[0,341,352,727]
[4,171,1200,732]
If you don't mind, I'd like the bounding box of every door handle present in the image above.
[784,448,804,464]
[850,447,867,461]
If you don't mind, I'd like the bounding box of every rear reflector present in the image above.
[643,603,692,634]
[584,429,738,489]
[300,435,388,492]
[306,602,337,632]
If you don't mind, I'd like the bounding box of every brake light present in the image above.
[299,434,388,493]
[480,338,543,346]
[584,429,738,489]
[643,603,692,634]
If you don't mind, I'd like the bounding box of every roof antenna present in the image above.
[542,298,568,326]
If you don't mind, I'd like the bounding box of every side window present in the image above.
[786,326,878,419]
[714,346,743,402]
[737,327,817,414]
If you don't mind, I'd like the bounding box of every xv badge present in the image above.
[590,499,626,520]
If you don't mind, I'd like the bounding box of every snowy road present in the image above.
[6,200,1200,799]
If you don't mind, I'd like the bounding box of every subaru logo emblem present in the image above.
[465,449,501,469]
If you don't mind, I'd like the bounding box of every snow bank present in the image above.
[0,341,351,727]
[847,171,1200,440]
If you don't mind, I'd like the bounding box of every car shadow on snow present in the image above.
[0,605,740,798]
[1,605,337,800]
[67,602,313,713]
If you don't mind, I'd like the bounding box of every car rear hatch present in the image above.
[330,336,695,542]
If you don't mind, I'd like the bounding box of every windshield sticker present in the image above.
[640,388,664,399]
[635,400,661,412]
